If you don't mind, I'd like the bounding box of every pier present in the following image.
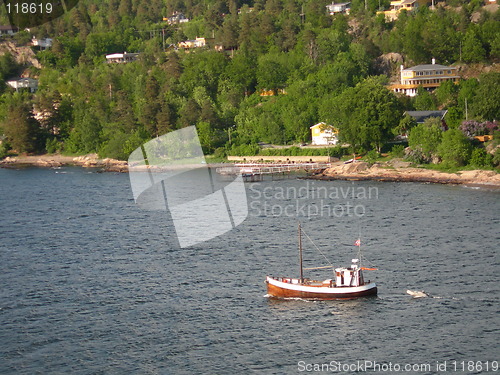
[216,163,331,181]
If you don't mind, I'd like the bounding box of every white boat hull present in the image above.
[266,276,377,299]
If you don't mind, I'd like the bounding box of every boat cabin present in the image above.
[335,259,364,287]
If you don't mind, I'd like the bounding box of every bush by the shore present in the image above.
[228,144,348,158]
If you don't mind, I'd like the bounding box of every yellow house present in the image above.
[310,122,339,145]
[259,88,287,96]
[377,0,428,21]
[389,59,459,97]
[178,37,207,50]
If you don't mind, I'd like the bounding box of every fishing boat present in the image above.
[265,224,378,299]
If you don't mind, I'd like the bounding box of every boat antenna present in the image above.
[298,222,304,282]
[357,216,362,267]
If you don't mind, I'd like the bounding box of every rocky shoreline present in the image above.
[0,154,128,172]
[309,161,500,188]
[2,155,499,188]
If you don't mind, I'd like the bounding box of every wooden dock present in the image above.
[216,163,331,181]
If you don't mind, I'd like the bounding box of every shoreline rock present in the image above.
[309,161,500,188]
[0,154,128,172]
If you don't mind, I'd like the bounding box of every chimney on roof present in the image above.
[400,64,404,71]
[432,58,436,64]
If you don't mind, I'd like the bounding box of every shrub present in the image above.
[438,129,472,167]
[469,148,493,169]
[99,132,129,160]
[408,120,442,163]
[364,150,380,165]
[257,146,346,157]
[45,138,61,154]
[389,144,405,158]
[493,148,500,167]
[460,120,499,137]
[229,143,260,156]
[213,147,227,158]
[0,141,10,159]
[405,147,431,164]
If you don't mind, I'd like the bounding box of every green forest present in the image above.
[0,0,499,168]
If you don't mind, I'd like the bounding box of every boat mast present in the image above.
[299,222,304,281]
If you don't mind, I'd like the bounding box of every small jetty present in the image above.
[216,163,331,181]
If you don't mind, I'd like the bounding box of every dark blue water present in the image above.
[0,167,498,374]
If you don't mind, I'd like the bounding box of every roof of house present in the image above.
[7,77,37,82]
[326,2,351,7]
[310,122,327,129]
[404,64,455,71]
[105,52,139,59]
[405,110,447,123]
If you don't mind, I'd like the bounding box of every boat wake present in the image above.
[406,289,429,298]
[263,294,314,302]
[406,290,461,300]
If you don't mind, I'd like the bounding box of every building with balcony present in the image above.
[389,59,459,97]
[6,77,38,93]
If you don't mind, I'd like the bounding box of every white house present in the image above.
[6,77,38,93]
[105,52,139,63]
[326,2,351,15]
[310,122,339,145]
[0,26,19,36]
[164,12,189,25]
[32,37,53,49]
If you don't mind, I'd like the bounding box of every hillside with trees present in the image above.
[0,0,498,168]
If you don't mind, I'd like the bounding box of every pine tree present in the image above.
[2,101,41,154]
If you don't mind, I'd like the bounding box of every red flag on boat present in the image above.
[354,239,361,246]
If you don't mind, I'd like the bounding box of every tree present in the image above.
[422,12,460,63]
[0,53,20,83]
[156,101,175,135]
[220,17,239,50]
[1,100,41,153]
[434,80,458,108]
[473,72,500,121]
[407,118,443,163]
[413,87,436,111]
[329,77,402,152]
[437,128,472,167]
[462,27,486,63]
[401,12,428,64]
[302,28,318,64]
[256,56,288,91]
[114,91,137,133]
[178,98,200,128]
[196,121,224,154]
[394,113,417,137]
[179,51,228,98]
[65,104,103,153]
[316,28,350,64]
